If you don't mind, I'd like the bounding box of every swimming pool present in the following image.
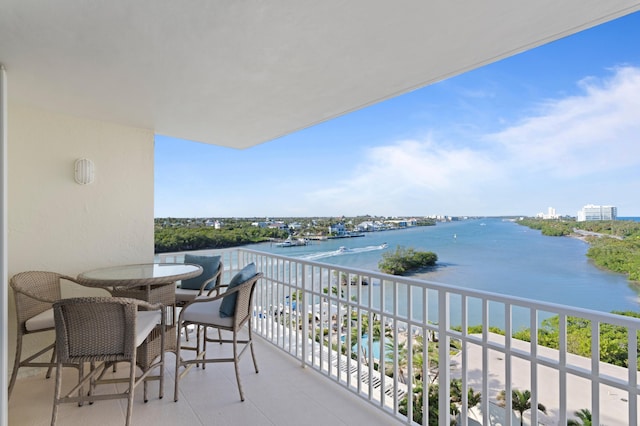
[341,334,386,361]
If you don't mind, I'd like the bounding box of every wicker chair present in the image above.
[175,259,223,342]
[51,297,165,426]
[8,271,83,398]
[174,271,263,402]
[175,260,223,308]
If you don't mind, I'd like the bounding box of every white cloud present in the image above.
[304,137,502,215]
[304,66,640,216]
[488,66,640,178]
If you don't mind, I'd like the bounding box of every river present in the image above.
[250,218,640,316]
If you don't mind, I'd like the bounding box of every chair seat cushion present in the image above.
[175,288,199,303]
[183,298,234,328]
[136,310,161,347]
[219,263,256,318]
[180,255,221,290]
[25,308,54,332]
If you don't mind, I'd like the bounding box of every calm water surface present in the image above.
[251,218,640,317]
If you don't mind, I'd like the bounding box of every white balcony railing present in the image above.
[161,248,640,426]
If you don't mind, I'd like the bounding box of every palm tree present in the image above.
[426,340,440,383]
[409,335,425,383]
[384,338,408,383]
[567,408,592,426]
[468,386,482,408]
[450,378,482,414]
[497,389,547,426]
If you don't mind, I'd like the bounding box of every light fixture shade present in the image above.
[74,158,95,185]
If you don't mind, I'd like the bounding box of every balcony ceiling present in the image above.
[2,1,640,149]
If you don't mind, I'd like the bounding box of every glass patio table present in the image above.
[77,262,202,289]
[77,263,203,371]
[77,262,203,328]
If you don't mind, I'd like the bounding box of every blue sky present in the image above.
[155,12,640,219]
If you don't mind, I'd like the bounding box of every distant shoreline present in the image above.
[567,232,589,243]
[568,228,624,243]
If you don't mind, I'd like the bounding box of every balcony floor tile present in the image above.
[9,334,399,426]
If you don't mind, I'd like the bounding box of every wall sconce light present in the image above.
[74,158,95,185]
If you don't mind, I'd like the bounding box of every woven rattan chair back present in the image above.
[232,273,258,330]
[54,297,137,363]
[8,271,79,398]
[11,271,64,334]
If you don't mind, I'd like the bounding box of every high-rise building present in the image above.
[535,207,559,219]
[577,204,617,222]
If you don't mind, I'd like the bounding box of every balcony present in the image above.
[9,329,384,425]
[9,248,640,425]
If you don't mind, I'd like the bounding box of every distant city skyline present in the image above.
[155,12,640,218]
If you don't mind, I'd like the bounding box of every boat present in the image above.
[379,243,388,249]
[337,246,349,253]
[275,238,308,247]
[275,240,294,247]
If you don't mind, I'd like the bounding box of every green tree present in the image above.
[517,218,640,282]
[400,380,473,425]
[567,408,592,426]
[450,378,481,414]
[384,339,408,383]
[378,246,437,275]
[399,383,429,425]
[497,389,547,426]
[511,312,640,369]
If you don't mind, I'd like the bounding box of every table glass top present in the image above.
[78,263,202,283]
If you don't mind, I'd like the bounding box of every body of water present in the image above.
[252,218,640,316]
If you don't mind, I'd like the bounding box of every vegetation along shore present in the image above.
[156,215,639,283]
[154,216,436,253]
[516,217,640,282]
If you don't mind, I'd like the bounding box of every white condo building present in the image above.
[577,204,618,221]
[536,207,559,219]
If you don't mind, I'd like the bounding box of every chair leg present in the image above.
[248,325,259,374]
[51,362,63,426]
[8,335,23,399]
[88,361,95,405]
[159,338,165,400]
[182,322,191,342]
[78,363,85,407]
[126,361,136,426]
[46,346,57,379]
[9,337,58,399]
[232,331,244,402]
[174,329,181,402]
[198,326,205,370]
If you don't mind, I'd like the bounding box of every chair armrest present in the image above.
[180,281,245,311]
[132,300,166,326]
[188,287,229,304]
[178,273,263,324]
[182,273,262,308]
[16,274,83,303]
[204,282,228,297]
[197,266,223,296]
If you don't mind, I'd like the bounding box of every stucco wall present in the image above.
[7,103,155,377]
